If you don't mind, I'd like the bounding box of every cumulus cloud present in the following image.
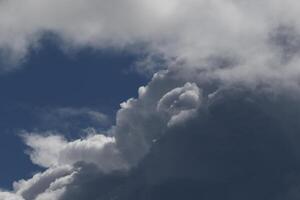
[0,166,75,200]
[23,133,128,173]
[157,82,202,126]
[3,0,300,200]
[21,85,300,200]
[14,166,74,200]
[0,191,24,200]
[0,68,204,199]
[2,68,300,200]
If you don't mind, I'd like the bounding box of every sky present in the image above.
[0,36,147,189]
[2,1,300,200]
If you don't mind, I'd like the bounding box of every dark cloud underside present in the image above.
[59,88,300,200]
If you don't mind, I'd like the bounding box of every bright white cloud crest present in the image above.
[23,134,128,173]
[157,82,202,126]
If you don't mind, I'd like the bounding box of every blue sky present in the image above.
[0,37,147,189]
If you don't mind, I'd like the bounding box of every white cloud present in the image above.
[9,166,74,200]
[23,133,128,173]
[0,191,24,200]
[157,82,202,126]
[23,134,65,167]
[34,172,76,200]
[0,0,299,90]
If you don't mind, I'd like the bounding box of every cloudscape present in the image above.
[2,0,300,199]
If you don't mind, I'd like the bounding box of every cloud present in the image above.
[0,0,300,89]
[23,72,202,172]
[22,84,300,200]
[0,68,203,199]
[2,68,300,200]
[157,82,202,126]
[0,191,24,200]
[14,166,74,200]
[0,166,75,200]
[23,133,128,173]
[3,1,300,200]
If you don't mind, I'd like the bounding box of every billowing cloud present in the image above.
[157,82,202,126]
[2,68,300,200]
[18,83,300,200]
[0,191,24,200]
[14,166,74,200]
[0,0,299,89]
[3,1,300,200]
[23,133,128,173]
[0,166,75,200]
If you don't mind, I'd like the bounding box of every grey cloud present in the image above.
[3,67,300,200]
[3,1,300,199]
[54,85,300,200]
[0,0,300,90]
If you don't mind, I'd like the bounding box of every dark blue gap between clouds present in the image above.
[0,37,148,189]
